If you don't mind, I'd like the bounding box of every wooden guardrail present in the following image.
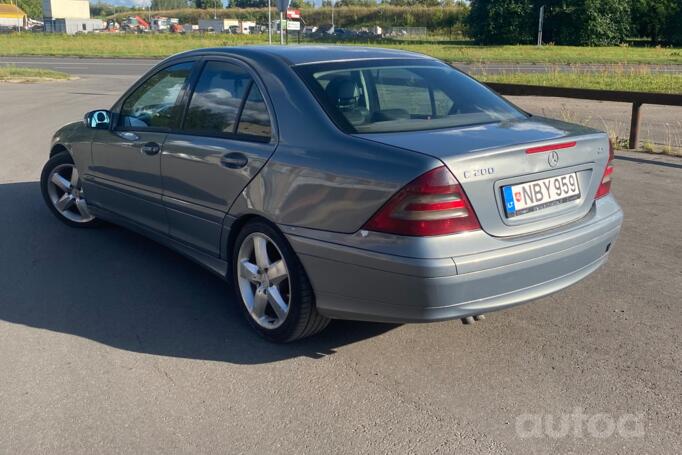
[485,83,682,149]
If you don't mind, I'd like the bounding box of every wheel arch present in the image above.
[224,213,280,266]
[50,143,70,158]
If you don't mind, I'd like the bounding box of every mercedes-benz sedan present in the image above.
[41,46,623,342]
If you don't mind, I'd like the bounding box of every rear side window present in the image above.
[295,59,527,134]
[236,84,272,140]
[183,61,251,136]
[119,62,193,130]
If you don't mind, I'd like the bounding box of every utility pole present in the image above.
[280,10,284,44]
[268,0,272,44]
[537,5,545,46]
[331,0,334,30]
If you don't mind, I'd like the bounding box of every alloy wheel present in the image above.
[236,232,291,329]
[46,163,94,223]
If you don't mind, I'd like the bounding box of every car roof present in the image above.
[180,45,434,66]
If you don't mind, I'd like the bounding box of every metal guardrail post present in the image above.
[629,102,642,150]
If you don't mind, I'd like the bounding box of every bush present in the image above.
[6,0,42,19]
[630,0,677,43]
[468,0,631,46]
[662,0,682,45]
[544,0,631,46]
[468,0,535,44]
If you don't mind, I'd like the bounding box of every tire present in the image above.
[232,220,330,342]
[40,151,101,228]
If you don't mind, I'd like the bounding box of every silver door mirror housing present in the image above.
[85,110,112,129]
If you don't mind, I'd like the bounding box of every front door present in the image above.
[86,61,194,233]
[161,60,277,255]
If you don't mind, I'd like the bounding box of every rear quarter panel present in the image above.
[230,135,440,233]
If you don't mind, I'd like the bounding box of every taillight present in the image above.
[595,142,615,199]
[363,166,480,236]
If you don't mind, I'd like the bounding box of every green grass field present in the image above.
[0,66,70,81]
[477,68,682,94]
[2,33,682,65]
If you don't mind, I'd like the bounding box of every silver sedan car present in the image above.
[41,46,623,342]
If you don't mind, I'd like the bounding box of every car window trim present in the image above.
[178,57,274,144]
[232,79,254,135]
[113,59,198,134]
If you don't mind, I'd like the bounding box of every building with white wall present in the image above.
[43,0,90,20]
[42,0,104,34]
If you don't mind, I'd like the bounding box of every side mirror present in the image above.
[84,110,112,130]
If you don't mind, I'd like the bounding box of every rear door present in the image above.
[87,60,195,233]
[161,59,277,255]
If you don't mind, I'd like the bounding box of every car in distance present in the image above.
[41,46,623,342]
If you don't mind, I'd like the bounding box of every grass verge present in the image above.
[476,68,682,94]
[0,66,71,82]
[1,33,682,65]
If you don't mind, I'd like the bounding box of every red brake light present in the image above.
[595,142,615,199]
[363,166,481,236]
[526,141,577,154]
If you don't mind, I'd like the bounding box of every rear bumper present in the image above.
[284,196,623,323]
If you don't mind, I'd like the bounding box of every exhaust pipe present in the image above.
[461,314,486,325]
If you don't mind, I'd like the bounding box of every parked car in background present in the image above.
[40,46,623,342]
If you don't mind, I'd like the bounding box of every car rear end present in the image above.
[284,54,623,322]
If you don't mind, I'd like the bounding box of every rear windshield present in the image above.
[295,59,526,134]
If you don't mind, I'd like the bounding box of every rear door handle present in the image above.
[220,152,248,169]
[141,142,161,156]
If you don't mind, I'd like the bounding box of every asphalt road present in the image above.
[2,56,682,77]
[0,76,681,454]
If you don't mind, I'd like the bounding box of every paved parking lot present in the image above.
[0,76,680,454]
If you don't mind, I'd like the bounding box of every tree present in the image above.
[467,0,535,44]
[151,0,192,10]
[662,0,682,45]
[630,0,676,43]
[229,0,268,7]
[543,0,631,46]
[7,0,42,19]
[468,0,631,46]
[196,0,223,8]
[337,0,377,6]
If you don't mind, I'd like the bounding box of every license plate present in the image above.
[503,173,580,218]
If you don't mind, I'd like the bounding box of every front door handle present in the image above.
[220,152,248,169]
[141,142,161,156]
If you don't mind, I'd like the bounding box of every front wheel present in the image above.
[232,221,330,342]
[40,151,100,228]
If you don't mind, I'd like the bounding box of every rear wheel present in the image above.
[41,151,100,228]
[232,221,330,342]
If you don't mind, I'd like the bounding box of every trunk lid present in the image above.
[357,117,611,237]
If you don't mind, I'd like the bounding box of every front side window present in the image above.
[296,59,527,134]
[183,61,251,136]
[119,62,193,130]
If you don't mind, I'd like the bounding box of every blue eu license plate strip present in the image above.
[503,185,517,216]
